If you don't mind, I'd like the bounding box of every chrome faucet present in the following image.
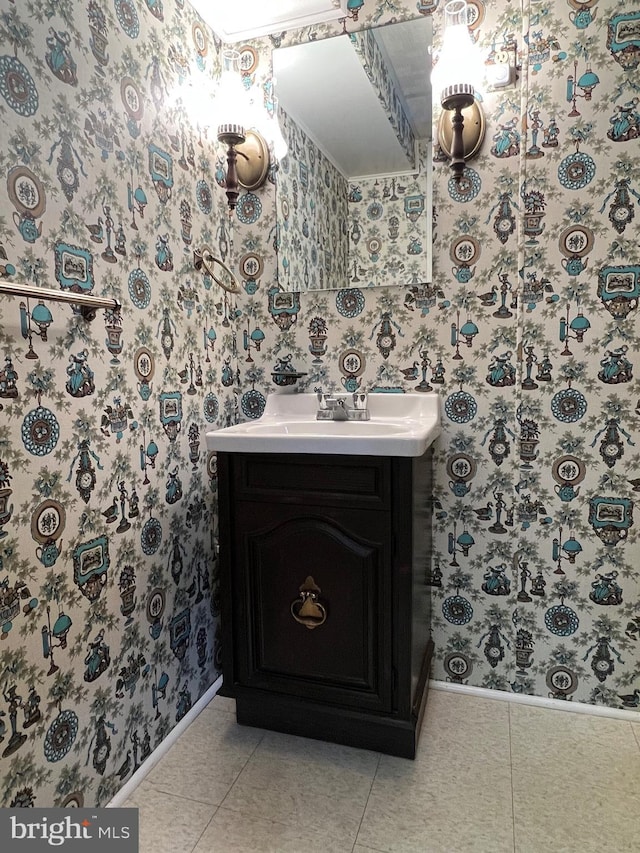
[333,398,349,420]
[316,391,370,421]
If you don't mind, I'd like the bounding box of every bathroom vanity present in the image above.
[207,392,440,758]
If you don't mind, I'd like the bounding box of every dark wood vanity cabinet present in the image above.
[216,450,434,758]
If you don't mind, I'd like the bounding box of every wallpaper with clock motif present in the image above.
[0,0,232,809]
[275,109,350,292]
[346,140,431,290]
[231,0,640,718]
[0,0,639,812]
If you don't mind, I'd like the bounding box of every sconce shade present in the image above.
[216,49,248,143]
[254,95,288,162]
[457,530,475,548]
[570,313,590,334]
[431,0,484,104]
[460,319,479,339]
[267,101,289,162]
[245,84,288,164]
[432,0,485,180]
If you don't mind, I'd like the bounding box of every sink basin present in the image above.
[205,392,441,457]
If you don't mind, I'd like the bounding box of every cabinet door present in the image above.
[231,501,393,712]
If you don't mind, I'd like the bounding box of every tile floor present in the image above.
[125,688,640,852]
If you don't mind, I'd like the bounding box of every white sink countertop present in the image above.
[205,392,441,457]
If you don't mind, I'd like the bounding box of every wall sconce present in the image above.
[152,669,169,720]
[243,323,265,362]
[448,521,475,566]
[339,0,364,28]
[139,429,159,485]
[432,0,486,180]
[216,49,247,211]
[203,324,217,362]
[127,172,147,229]
[216,49,272,213]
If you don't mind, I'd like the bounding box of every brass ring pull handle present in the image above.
[291,575,327,630]
[193,247,240,294]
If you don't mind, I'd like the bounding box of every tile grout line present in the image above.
[217,727,267,809]
[133,714,269,852]
[187,726,275,848]
[509,702,517,853]
[188,804,220,853]
[351,751,383,853]
[217,736,386,851]
[137,710,268,809]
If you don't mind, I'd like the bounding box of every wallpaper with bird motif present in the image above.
[0,0,639,810]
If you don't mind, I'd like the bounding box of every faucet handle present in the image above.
[316,392,336,410]
[352,391,368,410]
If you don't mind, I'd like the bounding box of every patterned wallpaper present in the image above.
[276,110,430,293]
[0,0,639,812]
[231,0,640,715]
[0,0,228,808]
[347,140,431,289]
[275,108,349,292]
[351,25,416,168]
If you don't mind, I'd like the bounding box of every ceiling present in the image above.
[188,0,348,43]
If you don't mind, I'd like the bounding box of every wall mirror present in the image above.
[273,16,433,292]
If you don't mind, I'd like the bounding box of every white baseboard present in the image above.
[107,673,637,808]
[106,674,223,808]
[430,679,640,722]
